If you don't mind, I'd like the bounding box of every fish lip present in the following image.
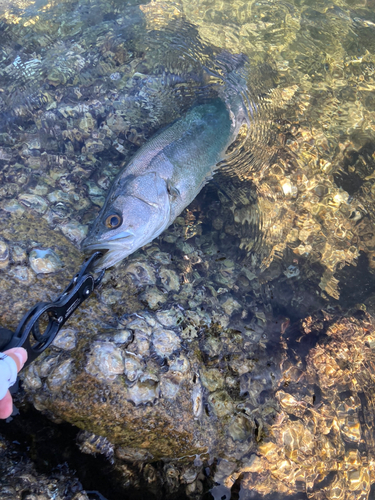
[81,238,132,254]
[81,243,131,270]
[81,237,134,269]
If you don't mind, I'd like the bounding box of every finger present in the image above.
[0,390,13,419]
[3,348,28,372]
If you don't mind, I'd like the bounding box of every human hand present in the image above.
[0,348,27,419]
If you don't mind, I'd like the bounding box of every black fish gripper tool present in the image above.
[0,251,105,370]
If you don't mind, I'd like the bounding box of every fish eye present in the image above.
[105,214,122,229]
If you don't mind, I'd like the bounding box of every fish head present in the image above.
[82,172,171,269]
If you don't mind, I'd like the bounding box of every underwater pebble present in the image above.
[181,467,199,484]
[100,288,122,305]
[89,195,105,207]
[212,217,224,230]
[47,190,78,204]
[163,233,178,244]
[126,377,159,406]
[138,311,158,328]
[211,311,230,329]
[186,479,203,496]
[0,240,9,269]
[132,332,150,357]
[221,297,241,316]
[85,139,105,156]
[29,182,49,196]
[176,240,195,254]
[29,248,63,274]
[0,182,19,198]
[146,248,171,264]
[33,393,47,412]
[86,342,124,381]
[47,359,73,391]
[85,180,104,196]
[152,328,181,358]
[52,328,77,350]
[126,317,152,335]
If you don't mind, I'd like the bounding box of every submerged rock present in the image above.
[0,434,90,500]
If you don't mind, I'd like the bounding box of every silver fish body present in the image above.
[82,98,243,269]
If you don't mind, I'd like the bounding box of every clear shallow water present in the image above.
[0,0,375,499]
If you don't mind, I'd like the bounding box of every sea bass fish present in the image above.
[82,95,246,269]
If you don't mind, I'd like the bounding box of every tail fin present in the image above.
[204,51,253,140]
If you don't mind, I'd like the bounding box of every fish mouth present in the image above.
[82,239,133,270]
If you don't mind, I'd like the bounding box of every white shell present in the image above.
[52,328,77,350]
[192,378,203,418]
[22,364,42,390]
[86,342,125,381]
[29,247,63,274]
[47,359,73,391]
[126,376,159,406]
[124,352,144,382]
[152,328,181,358]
